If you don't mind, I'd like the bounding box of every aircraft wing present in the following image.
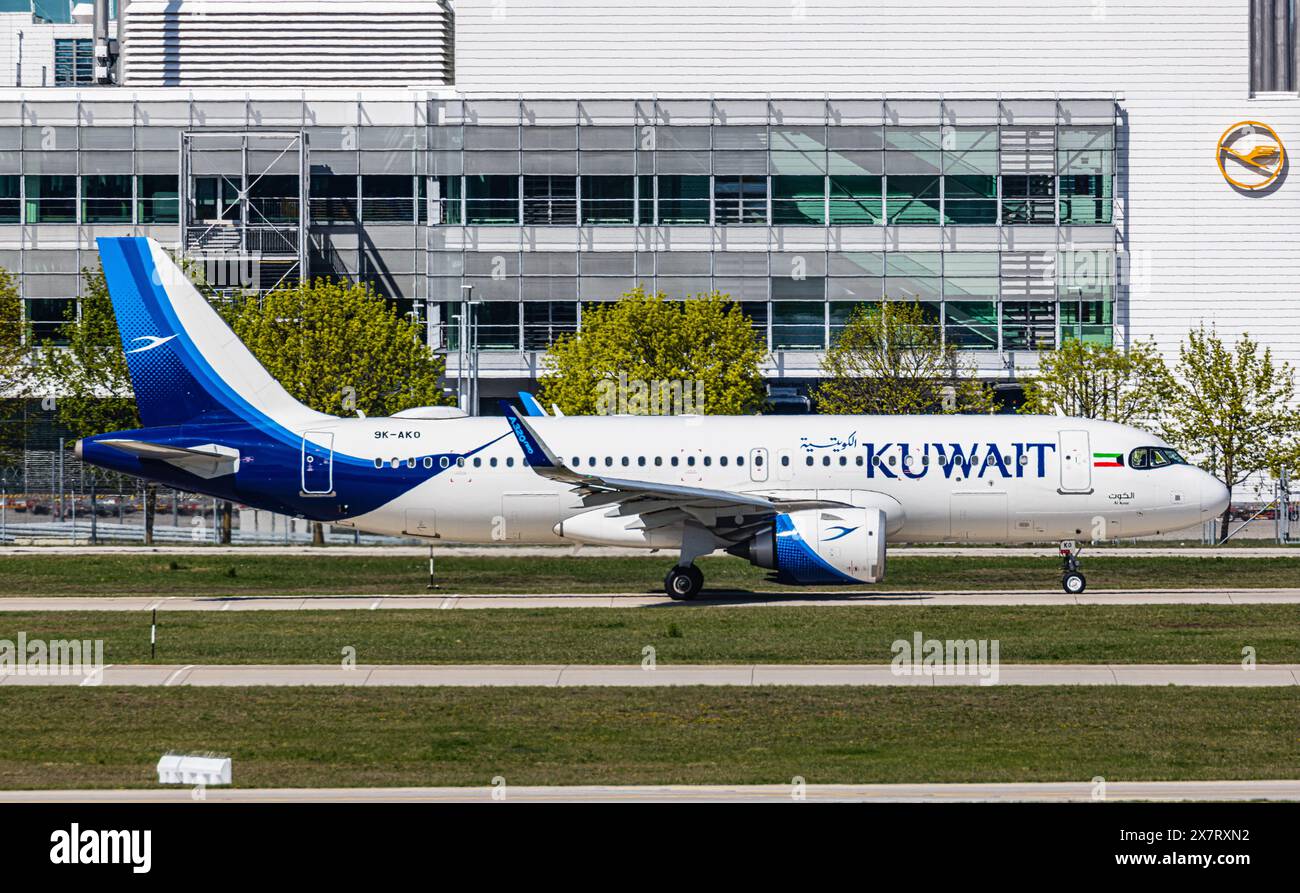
[500,405,846,534]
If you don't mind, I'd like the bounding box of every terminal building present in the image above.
[0,0,1296,414]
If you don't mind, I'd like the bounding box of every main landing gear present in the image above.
[665,565,704,600]
[1059,540,1086,594]
[664,522,714,600]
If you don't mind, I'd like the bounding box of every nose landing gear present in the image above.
[1059,540,1086,594]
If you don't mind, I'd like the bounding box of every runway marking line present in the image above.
[163,665,194,686]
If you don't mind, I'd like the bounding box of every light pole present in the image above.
[459,284,480,416]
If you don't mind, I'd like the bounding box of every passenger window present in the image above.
[888,456,897,467]
[806,456,814,466]
[781,455,790,467]
[391,458,400,468]
[654,457,663,467]
[490,457,498,467]
[719,456,728,467]
[373,458,383,469]
[822,456,831,466]
[839,456,847,466]
[671,457,679,467]
[703,456,712,467]
[440,456,450,469]
[456,457,465,467]
[737,456,745,466]
[638,457,646,466]
[856,455,864,466]
[687,456,696,467]
[621,457,630,466]
[472,458,481,468]
[408,458,417,468]
[507,457,515,467]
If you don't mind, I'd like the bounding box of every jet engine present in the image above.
[729,508,887,585]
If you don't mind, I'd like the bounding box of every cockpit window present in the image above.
[1128,446,1187,469]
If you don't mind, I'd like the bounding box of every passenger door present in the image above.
[1058,430,1092,493]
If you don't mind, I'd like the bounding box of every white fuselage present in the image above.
[319,414,1227,546]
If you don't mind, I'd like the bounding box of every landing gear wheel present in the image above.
[665,565,704,600]
[1062,571,1087,594]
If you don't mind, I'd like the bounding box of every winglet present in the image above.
[517,392,548,417]
[500,401,561,470]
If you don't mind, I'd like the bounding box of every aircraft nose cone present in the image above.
[1200,475,1230,518]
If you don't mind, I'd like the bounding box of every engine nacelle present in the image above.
[730,508,886,585]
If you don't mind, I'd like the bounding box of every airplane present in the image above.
[76,237,1230,599]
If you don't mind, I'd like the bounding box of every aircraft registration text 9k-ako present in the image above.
[78,238,1230,599]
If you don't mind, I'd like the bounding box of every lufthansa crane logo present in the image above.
[1216,121,1286,191]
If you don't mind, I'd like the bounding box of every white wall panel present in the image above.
[455,0,1300,366]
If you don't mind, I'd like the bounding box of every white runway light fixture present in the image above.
[157,752,232,787]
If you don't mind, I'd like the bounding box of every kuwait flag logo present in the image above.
[1093,452,1123,468]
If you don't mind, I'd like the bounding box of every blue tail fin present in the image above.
[97,237,327,430]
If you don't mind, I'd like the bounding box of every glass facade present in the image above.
[0,94,1118,359]
[53,39,95,87]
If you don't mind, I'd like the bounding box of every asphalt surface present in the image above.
[4,663,1296,688]
[2,544,1297,557]
[3,780,1298,802]
[3,588,1299,611]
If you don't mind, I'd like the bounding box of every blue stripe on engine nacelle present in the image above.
[773,513,865,586]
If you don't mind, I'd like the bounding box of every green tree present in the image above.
[814,301,996,415]
[0,267,27,467]
[33,267,141,438]
[1159,326,1300,540]
[537,287,766,415]
[227,278,451,417]
[1019,338,1169,425]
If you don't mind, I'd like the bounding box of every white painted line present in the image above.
[78,665,112,687]
[163,664,194,686]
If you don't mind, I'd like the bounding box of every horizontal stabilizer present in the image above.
[100,440,241,480]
